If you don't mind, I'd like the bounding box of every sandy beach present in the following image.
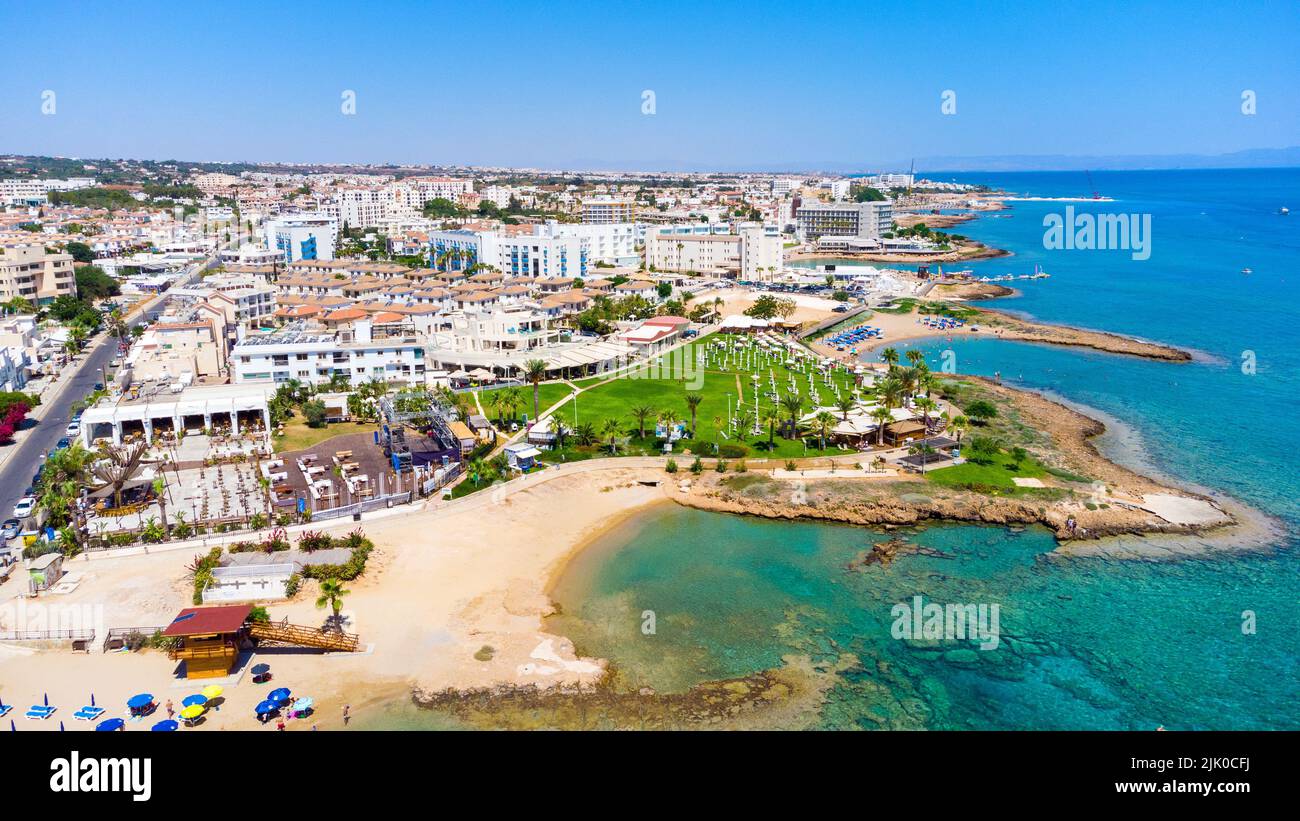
[0,468,667,731]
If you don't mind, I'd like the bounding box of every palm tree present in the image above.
[600,418,622,454]
[760,406,783,450]
[684,392,704,438]
[553,419,571,451]
[503,387,523,423]
[656,408,676,440]
[813,410,837,451]
[523,359,548,421]
[779,393,803,440]
[876,375,904,411]
[870,406,894,447]
[91,440,148,509]
[835,395,855,421]
[315,578,351,627]
[908,442,937,474]
[881,347,900,371]
[152,476,169,536]
[949,414,970,446]
[905,349,925,369]
[630,404,656,439]
[468,457,487,487]
[574,421,596,446]
[735,410,753,442]
[915,397,938,432]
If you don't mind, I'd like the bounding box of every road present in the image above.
[0,257,212,523]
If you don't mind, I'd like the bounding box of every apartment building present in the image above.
[232,320,426,387]
[0,245,78,304]
[643,224,783,280]
[795,200,893,240]
[263,214,338,262]
[581,197,634,224]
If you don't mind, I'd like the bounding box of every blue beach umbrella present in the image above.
[96,718,125,732]
[126,693,154,710]
[254,700,277,716]
[181,694,207,708]
[268,687,291,704]
[151,720,179,732]
[251,663,271,675]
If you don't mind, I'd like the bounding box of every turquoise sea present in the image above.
[546,169,1300,730]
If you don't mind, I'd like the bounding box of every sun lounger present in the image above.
[0,703,11,717]
[26,705,56,720]
[73,705,106,721]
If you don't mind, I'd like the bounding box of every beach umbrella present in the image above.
[200,685,223,700]
[179,704,204,721]
[254,700,278,716]
[181,694,207,708]
[151,720,179,732]
[291,697,314,712]
[268,687,291,704]
[251,663,270,676]
[127,693,154,710]
[96,718,125,732]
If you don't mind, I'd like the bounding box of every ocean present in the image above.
[546,169,1300,730]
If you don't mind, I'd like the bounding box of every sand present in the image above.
[0,466,667,731]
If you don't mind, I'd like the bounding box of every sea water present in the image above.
[547,169,1300,730]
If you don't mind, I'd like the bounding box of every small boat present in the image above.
[1242,268,1253,274]
[1280,207,1290,215]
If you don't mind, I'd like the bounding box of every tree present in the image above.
[303,399,327,428]
[915,396,938,432]
[813,411,837,451]
[870,406,894,446]
[65,241,94,263]
[523,359,548,421]
[964,400,998,425]
[836,395,855,421]
[152,476,170,537]
[779,393,804,440]
[601,417,622,454]
[881,347,900,370]
[684,392,704,438]
[967,436,1001,465]
[949,414,969,445]
[760,406,783,450]
[630,404,656,439]
[744,294,795,321]
[908,442,937,474]
[75,265,121,299]
[315,578,351,626]
[91,440,148,509]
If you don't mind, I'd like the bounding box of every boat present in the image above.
[1242,268,1253,274]
[1281,207,1290,215]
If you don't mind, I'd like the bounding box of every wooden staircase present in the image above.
[248,618,359,653]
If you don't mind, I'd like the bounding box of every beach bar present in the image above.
[163,604,252,679]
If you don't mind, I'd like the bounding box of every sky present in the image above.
[1,0,1297,172]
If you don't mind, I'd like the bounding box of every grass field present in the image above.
[924,449,1048,493]
[474,382,574,423]
[274,417,378,453]
[545,334,872,460]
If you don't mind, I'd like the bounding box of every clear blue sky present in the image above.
[2,0,1296,171]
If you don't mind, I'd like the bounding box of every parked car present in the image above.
[55,437,71,450]
[12,497,36,519]
[65,421,80,436]
[93,382,104,391]
[2,519,20,539]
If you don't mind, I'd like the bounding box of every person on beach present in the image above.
[343,704,351,726]
[276,718,285,731]
[165,700,174,720]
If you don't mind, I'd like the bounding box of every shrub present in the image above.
[297,530,332,552]
[734,460,747,473]
[664,458,678,474]
[284,573,302,598]
[715,459,728,473]
[785,460,798,472]
[717,443,748,459]
[248,606,271,623]
[248,513,268,530]
[124,631,148,651]
[689,457,704,475]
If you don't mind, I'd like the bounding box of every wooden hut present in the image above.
[163,604,252,679]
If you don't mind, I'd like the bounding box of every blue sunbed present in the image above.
[26,705,56,720]
[73,705,106,721]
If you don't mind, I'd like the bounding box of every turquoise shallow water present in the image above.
[546,170,1300,730]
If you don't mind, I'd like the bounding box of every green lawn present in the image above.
[474,382,575,425]
[551,334,870,460]
[924,449,1047,492]
[274,418,378,453]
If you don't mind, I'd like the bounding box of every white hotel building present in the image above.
[232,319,426,387]
[644,223,783,280]
[427,221,638,278]
[263,213,338,263]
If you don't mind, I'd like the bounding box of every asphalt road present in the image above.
[0,257,212,523]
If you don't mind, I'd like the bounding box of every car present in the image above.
[12,497,36,519]
[93,382,104,391]
[55,437,71,450]
[65,421,80,436]
[1,519,19,539]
